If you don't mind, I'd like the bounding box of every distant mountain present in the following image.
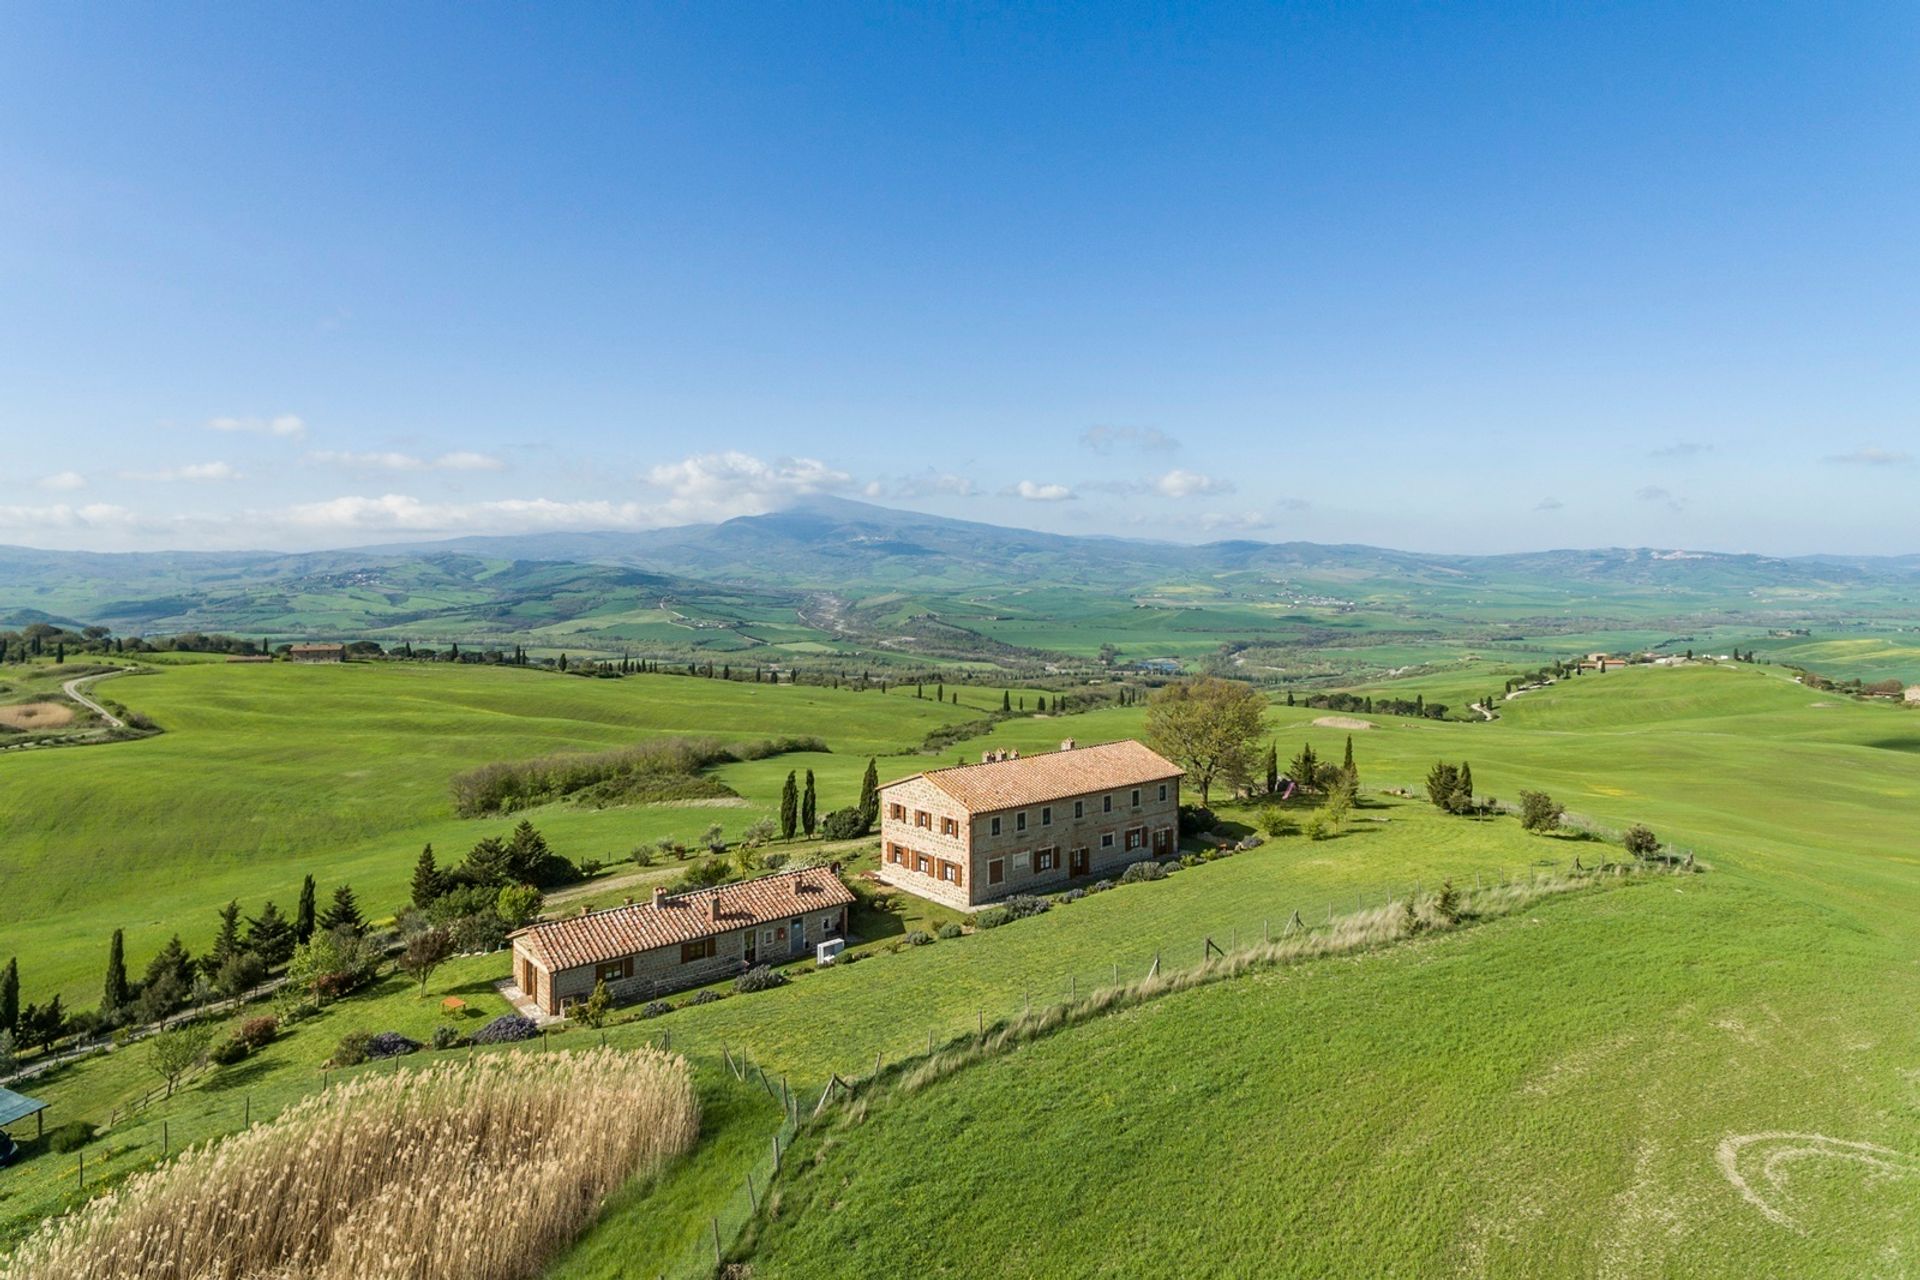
[1,496,1914,641]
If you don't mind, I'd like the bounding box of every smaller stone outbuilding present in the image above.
[288,643,346,663]
[509,866,854,1017]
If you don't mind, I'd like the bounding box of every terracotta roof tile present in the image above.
[513,866,854,971]
[888,739,1182,813]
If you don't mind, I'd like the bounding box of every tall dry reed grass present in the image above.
[0,1047,699,1280]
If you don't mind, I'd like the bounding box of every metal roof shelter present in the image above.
[0,1086,47,1137]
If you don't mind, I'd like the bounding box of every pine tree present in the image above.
[801,769,818,837]
[780,771,799,840]
[0,956,16,1034]
[246,901,295,967]
[204,900,243,976]
[463,836,512,886]
[295,874,317,944]
[1287,742,1318,792]
[858,757,880,827]
[102,929,130,1015]
[319,884,365,935]
[506,820,553,883]
[410,844,444,908]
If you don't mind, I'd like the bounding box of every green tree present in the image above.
[577,978,612,1029]
[148,1021,215,1097]
[1518,790,1563,834]
[1143,677,1267,806]
[779,771,799,840]
[1425,761,1469,813]
[505,820,554,883]
[857,757,880,828]
[245,901,295,967]
[1342,735,1357,784]
[410,844,444,908]
[137,935,196,1022]
[801,769,818,837]
[497,883,543,928]
[102,929,130,1017]
[318,884,365,936]
[1264,741,1279,795]
[295,874,317,944]
[1287,743,1318,794]
[462,836,512,886]
[204,900,244,977]
[1623,824,1662,859]
[1458,761,1474,807]
[1,956,16,1035]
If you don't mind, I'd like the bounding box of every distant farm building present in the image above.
[1579,653,1632,672]
[877,738,1182,910]
[1906,686,1920,704]
[508,866,854,1017]
[288,643,346,663]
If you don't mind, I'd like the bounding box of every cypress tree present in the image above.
[319,884,365,936]
[410,844,443,908]
[1002,690,1011,712]
[1459,761,1473,804]
[103,929,130,1016]
[1286,690,1296,706]
[1,956,16,1035]
[1264,742,1279,795]
[801,770,818,837]
[780,771,799,840]
[1343,735,1357,783]
[936,682,944,702]
[858,757,880,827]
[205,900,243,975]
[1037,695,1047,712]
[295,874,317,944]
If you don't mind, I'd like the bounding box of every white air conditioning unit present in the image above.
[816,937,846,966]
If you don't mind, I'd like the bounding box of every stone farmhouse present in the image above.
[288,643,345,663]
[878,738,1182,910]
[509,866,854,1017]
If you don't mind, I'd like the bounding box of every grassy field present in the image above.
[6,658,1920,1276]
[725,663,1920,1276]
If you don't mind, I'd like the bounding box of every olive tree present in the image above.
[1144,677,1266,807]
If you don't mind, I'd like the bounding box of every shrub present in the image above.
[734,965,787,994]
[431,1025,464,1051]
[819,806,870,841]
[365,1031,422,1060]
[936,922,964,939]
[1200,847,1220,862]
[1302,813,1329,841]
[762,851,790,871]
[974,907,1011,929]
[1059,888,1086,904]
[49,1120,97,1153]
[1435,880,1462,923]
[640,1001,673,1019]
[1260,808,1296,838]
[1162,859,1184,873]
[1088,879,1115,894]
[630,846,655,867]
[1623,824,1661,859]
[687,990,723,1006]
[1177,804,1217,836]
[210,1037,249,1066]
[1119,860,1167,884]
[1519,789,1563,834]
[471,1015,539,1045]
[237,1015,278,1049]
[1178,853,1202,868]
[903,930,934,946]
[331,1031,375,1068]
[975,894,1050,929]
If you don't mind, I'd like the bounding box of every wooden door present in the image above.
[1070,846,1090,877]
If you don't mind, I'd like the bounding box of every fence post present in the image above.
[1263,917,1270,944]
[746,1170,758,1212]
[711,1217,723,1266]
[245,1094,251,1127]
[772,1133,782,1173]
[162,1120,168,1156]
[77,1151,83,1188]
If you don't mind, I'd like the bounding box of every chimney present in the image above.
[829,861,841,876]
[981,750,994,763]
[708,897,719,922]
[1009,749,1020,759]
[579,905,591,917]
[1060,737,1075,752]
[652,886,668,909]
[623,896,635,906]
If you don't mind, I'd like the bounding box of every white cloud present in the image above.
[1009,480,1076,502]
[1154,469,1232,498]
[0,502,143,532]
[1823,446,1912,467]
[1535,496,1565,511]
[36,471,86,492]
[282,494,661,535]
[207,414,306,439]
[1079,425,1179,453]
[120,461,242,483]
[1195,511,1275,532]
[306,449,507,473]
[642,451,853,522]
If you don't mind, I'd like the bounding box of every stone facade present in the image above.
[878,741,1181,909]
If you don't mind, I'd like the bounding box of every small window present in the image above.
[917,855,932,875]
[1016,811,1027,832]
[1041,806,1052,826]
[888,802,906,821]
[1101,833,1114,849]
[680,937,716,964]
[1158,783,1167,802]
[1103,795,1113,813]
[942,816,959,837]
[1036,848,1057,872]
[1126,828,1144,851]
[991,816,1002,837]
[915,809,932,829]
[989,858,1005,884]
[1131,789,1141,807]
[596,957,630,983]
[1074,799,1084,819]
[762,929,776,946]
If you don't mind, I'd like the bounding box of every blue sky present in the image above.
[2,3,1916,554]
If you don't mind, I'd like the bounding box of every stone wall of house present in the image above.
[877,774,977,910]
